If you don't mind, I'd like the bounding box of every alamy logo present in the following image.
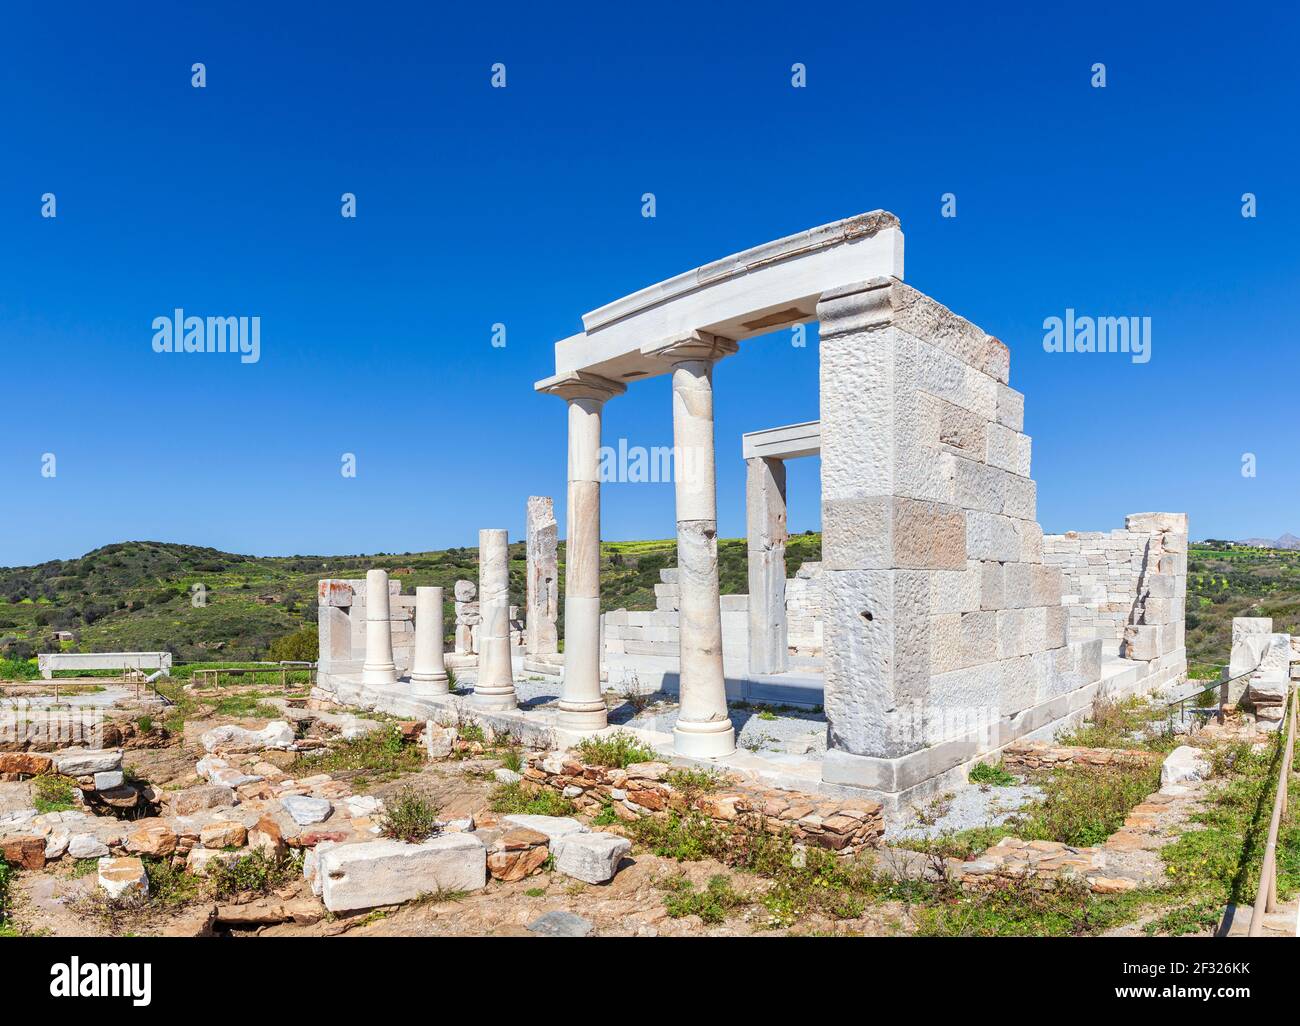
[50,958,151,1006]
[151,309,261,364]
[1042,308,1151,364]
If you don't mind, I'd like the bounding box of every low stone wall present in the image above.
[1000,740,1161,772]
[522,751,884,855]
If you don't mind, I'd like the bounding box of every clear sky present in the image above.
[2,1,1296,567]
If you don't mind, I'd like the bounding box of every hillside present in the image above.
[2,535,1288,673]
[0,534,823,665]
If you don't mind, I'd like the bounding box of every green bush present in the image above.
[266,626,318,663]
[968,762,1016,787]
[660,874,748,924]
[0,657,39,681]
[488,781,575,817]
[33,774,77,814]
[574,730,656,768]
[206,849,303,900]
[379,786,441,843]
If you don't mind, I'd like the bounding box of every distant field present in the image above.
[1185,543,1300,670]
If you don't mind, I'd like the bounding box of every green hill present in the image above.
[2,535,1283,675]
[0,534,823,665]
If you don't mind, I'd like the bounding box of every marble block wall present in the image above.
[317,576,415,675]
[1043,513,1188,667]
[816,277,1105,798]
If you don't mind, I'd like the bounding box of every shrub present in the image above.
[488,781,575,817]
[0,657,39,681]
[379,786,441,843]
[664,767,723,799]
[660,873,748,924]
[33,774,77,814]
[267,626,318,663]
[500,747,523,773]
[207,849,303,900]
[574,730,656,769]
[0,861,11,931]
[292,724,423,782]
[968,762,1016,787]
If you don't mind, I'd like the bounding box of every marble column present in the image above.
[410,586,450,694]
[746,456,789,675]
[539,371,626,731]
[525,496,559,656]
[473,528,517,710]
[362,568,398,686]
[647,332,738,757]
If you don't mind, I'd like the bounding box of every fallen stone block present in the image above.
[3,835,47,869]
[68,833,110,859]
[281,795,333,826]
[486,827,550,882]
[126,822,178,858]
[201,721,296,754]
[98,856,149,902]
[424,724,455,759]
[318,834,487,913]
[165,784,237,816]
[343,795,383,818]
[196,756,264,789]
[0,752,53,777]
[186,848,240,876]
[502,814,590,841]
[527,910,593,937]
[551,832,631,884]
[93,770,125,790]
[493,768,522,784]
[215,897,324,926]
[52,748,122,776]
[1161,745,1212,787]
[199,821,248,849]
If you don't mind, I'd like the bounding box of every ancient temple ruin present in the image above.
[318,210,1190,812]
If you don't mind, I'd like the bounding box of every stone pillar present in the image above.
[525,496,559,656]
[410,586,450,693]
[539,371,626,731]
[746,456,789,675]
[362,568,398,686]
[648,332,738,758]
[473,529,517,710]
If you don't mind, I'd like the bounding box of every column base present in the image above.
[410,671,450,696]
[471,687,518,712]
[362,665,398,686]
[673,718,736,758]
[556,700,608,731]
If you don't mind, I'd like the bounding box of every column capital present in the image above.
[535,370,626,403]
[641,330,739,366]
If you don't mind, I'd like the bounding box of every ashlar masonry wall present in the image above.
[815,276,1104,803]
[318,577,416,677]
[1042,513,1189,679]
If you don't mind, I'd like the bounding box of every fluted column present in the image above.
[645,331,738,757]
[410,586,450,694]
[539,371,626,730]
[473,529,517,710]
[362,568,398,686]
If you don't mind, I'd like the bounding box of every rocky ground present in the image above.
[0,682,1279,939]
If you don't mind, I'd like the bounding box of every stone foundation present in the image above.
[522,750,884,855]
[999,740,1161,773]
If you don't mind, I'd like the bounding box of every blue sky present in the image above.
[1,1,1296,566]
